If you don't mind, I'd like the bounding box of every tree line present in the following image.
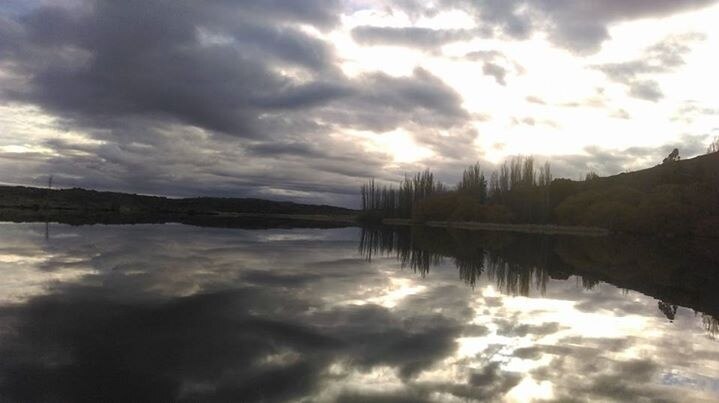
[359,150,719,238]
[360,156,553,223]
[360,170,446,221]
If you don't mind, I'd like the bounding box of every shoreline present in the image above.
[382,218,610,236]
[0,207,358,228]
[0,206,613,236]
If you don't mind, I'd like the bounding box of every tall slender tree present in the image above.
[458,163,488,203]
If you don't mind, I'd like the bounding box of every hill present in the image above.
[0,185,356,226]
[551,151,719,236]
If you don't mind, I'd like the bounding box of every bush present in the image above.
[412,193,515,223]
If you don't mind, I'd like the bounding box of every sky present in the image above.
[0,0,718,207]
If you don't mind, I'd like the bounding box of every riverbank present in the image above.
[220,212,357,223]
[382,218,610,236]
[0,206,358,229]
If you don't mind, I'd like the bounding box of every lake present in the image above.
[0,222,718,402]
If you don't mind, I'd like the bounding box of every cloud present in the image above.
[628,80,664,102]
[351,26,473,49]
[511,116,559,128]
[464,50,523,86]
[547,133,711,177]
[469,362,522,392]
[496,321,562,337]
[387,0,718,52]
[526,96,546,105]
[0,2,469,136]
[318,68,469,132]
[671,101,719,123]
[0,1,716,206]
[0,1,475,205]
[482,62,508,86]
[0,1,346,137]
[529,341,669,402]
[611,109,631,119]
[594,33,706,101]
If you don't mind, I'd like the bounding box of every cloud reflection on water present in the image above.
[0,223,717,402]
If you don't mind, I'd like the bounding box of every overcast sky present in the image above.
[1,1,718,207]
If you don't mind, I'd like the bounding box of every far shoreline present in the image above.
[0,206,611,236]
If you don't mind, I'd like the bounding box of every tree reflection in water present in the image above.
[360,225,719,334]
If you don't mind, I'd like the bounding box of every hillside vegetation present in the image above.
[0,186,354,217]
[360,150,719,237]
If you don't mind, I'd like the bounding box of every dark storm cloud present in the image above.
[0,1,469,136]
[244,141,329,159]
[0,1,344,138]
[0,1,474,205]
[321,67,468,131]
[0,128,390,206]
[594,33,705,101]
[351,26,474,49]
[387,0,718,52]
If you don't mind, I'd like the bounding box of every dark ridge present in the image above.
[0,185,356,227]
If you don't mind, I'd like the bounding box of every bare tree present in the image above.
[708,136,719,154]
[537,162,552,186]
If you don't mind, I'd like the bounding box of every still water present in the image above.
[0,222,718,402]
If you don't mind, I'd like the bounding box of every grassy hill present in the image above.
[594,151,719,190]
[551,152,719,237]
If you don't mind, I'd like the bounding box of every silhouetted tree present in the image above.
[457,163,487,203]
[585,171,599,182]
[658,301,678,321]
[662,148,680,164]
[488,171,500,200]
[360,169,445,220]
[537,162,552,187]
[521,156,535,188]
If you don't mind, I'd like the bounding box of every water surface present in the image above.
[0,223,718,402]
